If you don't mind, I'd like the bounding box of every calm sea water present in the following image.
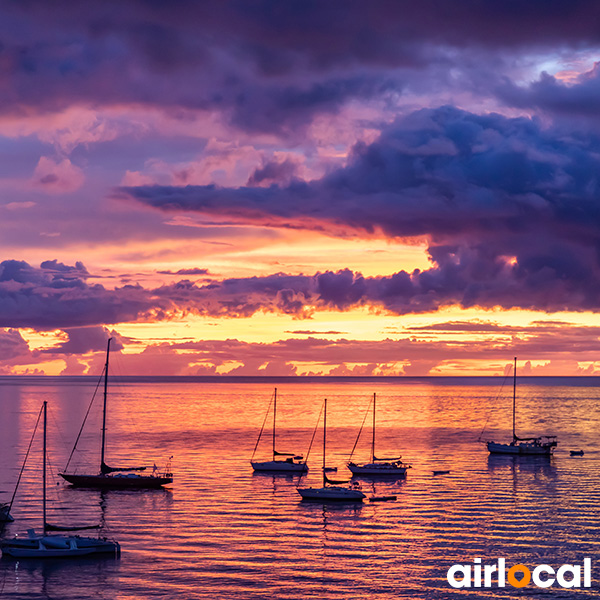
[1,376,600,599]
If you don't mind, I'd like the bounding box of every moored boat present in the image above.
[251,388,308,473]
[347,393,411,477]
[59,338,173,489]
[486,358,557,456]
[1,402,120,559]
[297,399,365,502]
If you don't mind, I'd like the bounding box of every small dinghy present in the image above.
[433,470,450,476]
[570,450,584,456]
[369,495,397,502]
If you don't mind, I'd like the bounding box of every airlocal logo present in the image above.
[447,558,592,589]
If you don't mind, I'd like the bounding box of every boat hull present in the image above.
[487,441,556,456]
[60,473,172,489]
[297,486,365,502]
[1,535,120,559]
[251,460,308,473]
[348,462,408,476]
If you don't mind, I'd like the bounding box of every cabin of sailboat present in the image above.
[0,503,13,523]
[59,338,173,489]
[486,358,557,456]
[347,393,411,477]
[1,401,120,559]
[297,399,365,502]
[251,388,308,473]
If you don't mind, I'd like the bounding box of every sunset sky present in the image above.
[2,1,600,376]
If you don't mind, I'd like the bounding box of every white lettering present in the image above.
[447,565,471,588]
[532,565,555,588]
[473,558,482,587]
[584,558,591,587]
[483,564,497,587]
[556,564,580,588]
[498,558,506,587]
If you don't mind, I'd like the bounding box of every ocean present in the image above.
[1,376,600,599]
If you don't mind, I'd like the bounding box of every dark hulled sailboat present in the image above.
[59,338,173,489]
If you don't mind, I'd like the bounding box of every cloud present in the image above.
[4,1,600,136]
[121,106,600,313]
[0,259,167,329]
[43,326,125,355]
[32,157,85,193]
[156,268,210,276]
[248,158,300,187]
[496,62,600,122]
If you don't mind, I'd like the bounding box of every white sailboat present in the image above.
[251,388,308,473]
[1,401,120,559]
[348,393,411,477]
[487,358,557,456]
[59,338,173,489]
[297,399,365,502]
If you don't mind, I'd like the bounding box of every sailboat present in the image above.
[59,338,173,489]
[487,358,557,455]
[251,388,308,473]
[0,503,13,523]
[1,402,120,558]
[347,393,411,476]
[297,399,365,502]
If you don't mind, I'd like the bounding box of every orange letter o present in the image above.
[507,564,531,588]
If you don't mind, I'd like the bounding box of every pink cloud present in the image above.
[32,157,85,194]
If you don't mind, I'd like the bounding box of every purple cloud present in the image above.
[0,260,165,329]
[121,106,600,313]
[4,1,600,134]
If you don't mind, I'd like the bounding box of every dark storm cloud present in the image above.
[156,268,210,276]
[0,259,166,329]
[122,106,600,313]
[497,63,600,120]
[4,1,600,132]
[43,326,125,355]
[247,158,299,187]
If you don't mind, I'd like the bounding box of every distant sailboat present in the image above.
[1,402,120,559]
[347,393,411,477]
[297,399,365,502]
[59,338,173,489]
[251,388,308,473]
[486,358,557,456]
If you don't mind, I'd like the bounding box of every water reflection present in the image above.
[0,555,120,600]
[2,378,600,598]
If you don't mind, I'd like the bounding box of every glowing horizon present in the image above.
[2,4,600,376]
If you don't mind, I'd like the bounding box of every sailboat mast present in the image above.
[43,400,47,536]
[512,357,517,441]
[272,387,277,461]
[371,393,376,462]
[323,398,327,487]
[100,338,112,470]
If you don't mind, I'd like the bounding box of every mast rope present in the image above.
[296,400,324,488]
[63,366,105,472]
[250,389,275,461]
[8,403,43,513]
[347,395,373,461]
[477,365,513,441]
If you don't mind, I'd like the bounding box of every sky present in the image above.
[2,0,600,376]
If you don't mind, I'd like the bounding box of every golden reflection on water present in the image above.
[1,378,600,598]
